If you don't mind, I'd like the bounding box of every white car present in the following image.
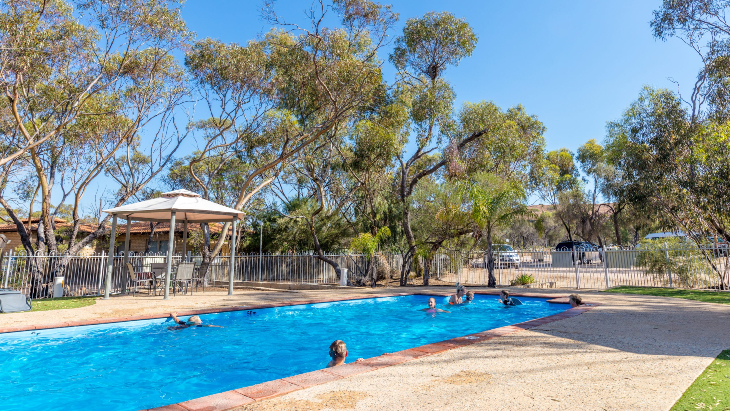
[494,244,520,269]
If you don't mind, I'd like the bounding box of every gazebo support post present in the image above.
[103,215,118,299]
[164,212,176,300]
[229,218,237,295]
[182,220,188,261]
[122,218,131,294]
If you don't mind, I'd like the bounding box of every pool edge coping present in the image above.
[0,290,599,411]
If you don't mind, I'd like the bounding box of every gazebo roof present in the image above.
[103,189,243,222]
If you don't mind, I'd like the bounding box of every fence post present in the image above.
[3,250,12,288]
[97,251,106,295]
[573,246,580,289]
[664,242,673,288]
[602,247,610,289]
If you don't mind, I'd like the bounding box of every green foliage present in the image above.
[464,173,529,231]
[350,227,391,257]
[635,238,715,288]
[390,11,477,81]
[510,274,535,286]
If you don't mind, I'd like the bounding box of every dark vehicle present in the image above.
[555,241,603,264]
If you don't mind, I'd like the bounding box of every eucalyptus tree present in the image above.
[184,0,398,277]
[409,176,472,285]
[0,0,191,295]
[270,138,355,278]
[389,12,546,285]
[536,148,581,241]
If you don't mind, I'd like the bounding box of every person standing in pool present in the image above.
[498,290,523,306]
[167,313,223,330]
[420,297,450,313]
[449,283,466,305]
[327,340,349,367]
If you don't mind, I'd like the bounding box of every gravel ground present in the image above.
[2,286,728,410]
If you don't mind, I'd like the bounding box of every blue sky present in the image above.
[181,0,700,153]
[55,0,703,213]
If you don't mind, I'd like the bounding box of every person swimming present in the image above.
[449,283,466,305]
[498,290,523,306]
[464,291,474,303]
[167,313,223,330]
[420,297,450,313]
[568,294,583,307]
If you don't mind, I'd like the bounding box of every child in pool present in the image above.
[420,297,450,313]
[449,283,466,305]
[498,290,523,306]
[464,291,474,303]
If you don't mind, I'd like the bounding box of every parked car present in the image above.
[554,241,602,264]
[493,244,520,269]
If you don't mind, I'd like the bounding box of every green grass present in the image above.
[672,350,730,411]
[29,296,98,312]
[604,286,730,304]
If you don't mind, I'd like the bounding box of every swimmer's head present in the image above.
[427,297,436,309]
[465,291,474,301]
[500,290,510,299]
[186,316,202,325]
[568,294,583,307]
[329,340,348,359]
[456,283,465,296]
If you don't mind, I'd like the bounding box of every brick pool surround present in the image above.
[0,291,598,411]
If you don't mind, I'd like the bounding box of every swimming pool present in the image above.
[0,294,569,411]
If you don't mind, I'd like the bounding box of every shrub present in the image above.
[510,274,535,286]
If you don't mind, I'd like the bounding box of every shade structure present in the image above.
[102,189,240,300]
[103,189,244,222]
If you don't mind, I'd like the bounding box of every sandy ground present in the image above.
[2,286,729,410]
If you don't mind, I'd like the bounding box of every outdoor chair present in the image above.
[150,263,168,296]
[126,263,153,296]
[192,264,207,292]
[174,262,195,295]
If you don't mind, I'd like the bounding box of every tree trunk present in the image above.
[486,227,496,288]
[400,246,415,286]
[145,222,160,253]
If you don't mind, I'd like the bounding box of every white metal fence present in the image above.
[434,246,729,290]
[0,251,403,298]
[2,244,727,299]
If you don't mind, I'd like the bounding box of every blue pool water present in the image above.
[0,294,569,410]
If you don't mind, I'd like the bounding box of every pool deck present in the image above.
[2,286,729,410]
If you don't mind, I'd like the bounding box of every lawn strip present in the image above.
[671,349,730,411]
[603,286,730,304]
[29,296,98,312]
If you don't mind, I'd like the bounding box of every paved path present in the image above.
[2,287,728,410]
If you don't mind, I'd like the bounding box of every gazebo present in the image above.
[102,189,244,299]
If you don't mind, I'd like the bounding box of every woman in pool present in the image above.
[449,283,466,305]
[167,313,223,330]
[420,297,450,313]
